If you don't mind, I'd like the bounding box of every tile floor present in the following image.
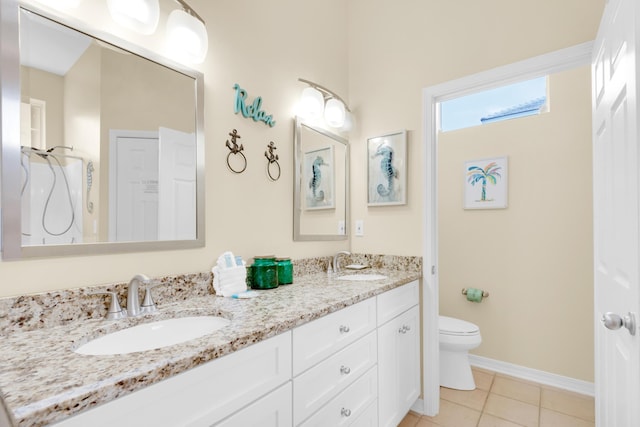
[400,368,595,427]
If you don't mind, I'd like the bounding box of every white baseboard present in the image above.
[410,398,424,414]
[469,354,595,397]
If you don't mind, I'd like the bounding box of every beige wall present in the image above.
[347,0,603,255]
[20,66,64,149]
[6,0,602,383]
[64,43,101,243]
[3,0,349,296]
[438,68,594,381]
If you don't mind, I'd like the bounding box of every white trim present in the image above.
[421,41,594,417]
[469,355,595,397]
[410,398,424,414]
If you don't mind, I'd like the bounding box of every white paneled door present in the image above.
[592,0,640,425]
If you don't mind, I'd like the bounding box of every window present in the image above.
[440,76,547,132]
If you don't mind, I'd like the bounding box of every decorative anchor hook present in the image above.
[265,141,281,181]
[225,129,247,173]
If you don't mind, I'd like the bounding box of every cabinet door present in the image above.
[378,305,420,427]
[397,305,420,415]
[214,382,292,427]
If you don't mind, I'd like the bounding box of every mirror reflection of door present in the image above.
[109,129,196,242]
[110,131,159,242]
[158,127,196,241]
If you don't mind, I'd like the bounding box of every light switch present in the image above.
[355,220,364,236]
[338,220,345,235]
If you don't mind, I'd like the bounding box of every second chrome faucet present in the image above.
[333,251,351,274]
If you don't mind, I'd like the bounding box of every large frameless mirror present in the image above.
[293,117,349,241]
[0,2,205,259]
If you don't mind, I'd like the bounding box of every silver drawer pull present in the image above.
[341,408,351,417]
[339,325,350,333]
[398,325,411,334]
[340,365,351,375]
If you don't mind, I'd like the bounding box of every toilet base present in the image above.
[439,349,476,390]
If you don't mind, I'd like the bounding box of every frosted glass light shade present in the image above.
[166,9,209,64]
[33,0,82,9]
[324,98,346,128]
[299,87,325,119]
[107,0,159,35]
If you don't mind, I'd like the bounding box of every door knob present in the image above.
[601,312,636,336]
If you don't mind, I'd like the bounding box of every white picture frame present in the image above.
[464,156,508,209]
[367,130,407,206]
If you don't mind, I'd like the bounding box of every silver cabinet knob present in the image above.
[602,312,636,336]
[340,365,351,375]
[341,408,351,417]
[339,325,350,333]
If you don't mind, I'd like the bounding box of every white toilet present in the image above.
[439,315,482,390]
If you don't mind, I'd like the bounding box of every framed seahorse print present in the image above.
[367,130,407,206]
[303,146,335,210]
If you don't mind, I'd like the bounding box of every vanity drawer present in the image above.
[293,331,377,425]
[293,297,376,375]
[349,399,378,427]
[299,366,378,427]
[377,280,419,325]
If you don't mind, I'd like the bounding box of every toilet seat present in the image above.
[439,315,479,336]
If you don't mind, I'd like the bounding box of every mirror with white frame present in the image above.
[293,117,349,241]
[0,3,205,259]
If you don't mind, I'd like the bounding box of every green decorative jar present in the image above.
[276,258,293,285]
[250,256,278,289]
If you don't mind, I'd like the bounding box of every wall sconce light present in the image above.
[107,0,160,35]
[107,0,208,64]
[166,0,208,64]
[298,78,351,130]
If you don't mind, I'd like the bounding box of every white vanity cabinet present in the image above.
[53,332,292,427]
[49,280,421,427]
[376,280,420,427]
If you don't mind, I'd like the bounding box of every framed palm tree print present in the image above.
[464,156,508,209]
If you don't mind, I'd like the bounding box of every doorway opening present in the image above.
[420,42,594,416]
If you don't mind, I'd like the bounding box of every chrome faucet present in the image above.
[127,274,150,317]
[333,251,351,274]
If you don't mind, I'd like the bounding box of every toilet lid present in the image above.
[439,316,479,335]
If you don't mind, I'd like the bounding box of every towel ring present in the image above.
[225,129,247,174]
[265,141,280,181]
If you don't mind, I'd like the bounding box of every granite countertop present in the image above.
[0,269,420,427]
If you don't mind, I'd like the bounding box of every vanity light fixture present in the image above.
[166,0,209,64]
[107,0,160,35]
[298,78,351,129]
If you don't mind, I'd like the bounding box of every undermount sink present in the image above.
[75,316,230,355]
[336,274,388,281]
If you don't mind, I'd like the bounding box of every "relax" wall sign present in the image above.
[233,83,276,128]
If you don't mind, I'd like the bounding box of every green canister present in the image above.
[276,258,293,285]
[251,256,278,289]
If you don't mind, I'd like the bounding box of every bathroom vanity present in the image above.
[0,269,420,427]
